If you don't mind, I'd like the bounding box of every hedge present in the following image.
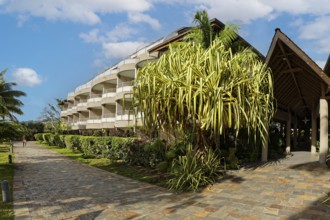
[36,133,172,169]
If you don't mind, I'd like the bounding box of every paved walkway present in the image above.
[13,142,330,220]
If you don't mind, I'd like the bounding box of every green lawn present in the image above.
[42,144,168,187]
[0,144,14,220]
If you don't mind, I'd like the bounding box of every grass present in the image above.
[42,143,168,187]
[0,143,14,220]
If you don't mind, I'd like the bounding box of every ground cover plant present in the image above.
[0,143,14,220]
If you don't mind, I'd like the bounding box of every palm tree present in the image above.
[133,11,274,149]
[0,69,26,121]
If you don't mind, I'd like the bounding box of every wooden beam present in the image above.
[278,40,307,109]
[279,67,302,74]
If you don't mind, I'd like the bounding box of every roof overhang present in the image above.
[266,28,330,118]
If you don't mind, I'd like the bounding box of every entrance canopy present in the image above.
[265,28,330,120]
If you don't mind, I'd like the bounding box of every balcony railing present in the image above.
[103,113,116,118]
[102,88,116,98]
[88,94,102,103]
[118,58,137,67]
[116,109,134,121]
[77,102,87,107]
[103,88,116,93]
[87,115,102,124]
[102,113,115,123]
[89,115,102,120]
[117,109,134,115]
[75,80,92,93]
[117,81,133,93]
[77,98,87,103]
[77,120,87,125]
[90,93,102,98]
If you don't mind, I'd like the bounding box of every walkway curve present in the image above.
[13,142,330,219]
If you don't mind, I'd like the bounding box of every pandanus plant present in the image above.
[133,11,274,150]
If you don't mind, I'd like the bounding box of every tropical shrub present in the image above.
[42,133,53,145]
[64,135,81,151]
[168,145,224,192]
[80,136,98,156]
[34,133,43,142]
[54,134,65,148]
[106,137,131,160]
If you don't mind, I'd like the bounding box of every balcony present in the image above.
[92,69,117,86]
[66,108,73,115]
[86,116,102,129]
[87,94,102,108]
[101,113,115,128]
[102,88,116,104]
[60,110,68,117]
[75,81,92,96]
[102,113,116,122]
[117,58,137,74]
[116,109,134,121]
[77,100,88,111]
[68,92,75,101]
[71,119,87,130]
[116,82,133,100]
[71,105,78,114]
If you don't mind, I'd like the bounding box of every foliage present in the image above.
[168,145,225,192]
[127,139,166,168]
[133,13,274,150]
[322,191,330,206]
[79,136,97,156]
[227,148,239,169]
[41,133,167,169]
[40,99,69,134]
[0,121,25,142]
[64,135,81,151]
[34,133,43,142]
[42,133,53,145]
[54,134,65,148]
[108,137,133,160]
[0,69,26,121]
[20,121,44,140]
[0,143,14,219]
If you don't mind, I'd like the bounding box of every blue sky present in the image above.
[1,0,330,121]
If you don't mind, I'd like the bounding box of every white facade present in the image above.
[61,39,165,130]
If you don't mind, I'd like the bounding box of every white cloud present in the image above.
[106,24,138,41]
[196,0,273,24]
[179,0,330,24]
[264,0,330,16]
[12,68,42,87]
[2,0,152,25]
[93,59,105,68]
[298,16,330,53]
[80,24,138,44]
[80,24,144,61]
[128,12,161,29]
[79,29,102,43]
[102,41,147,59]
